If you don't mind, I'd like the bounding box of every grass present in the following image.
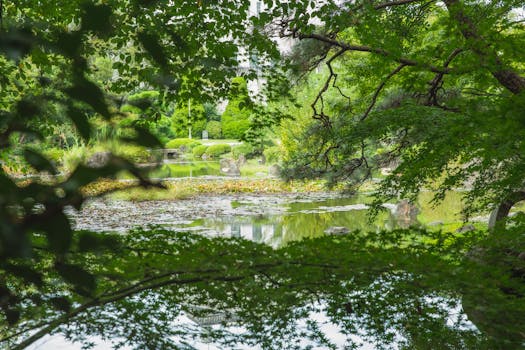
[240,159,271,177]
[200,139,241,146]
[81,178,332,201]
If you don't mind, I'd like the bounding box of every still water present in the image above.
[70,191,483,243]
[36,191,487,350]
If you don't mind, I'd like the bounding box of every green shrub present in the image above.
[63,147,88,172]
[221,77,252,139]
[165,138,202,151]
[192,145,208,159]
[263,146,281,163]
[42,148,65,165]
[206,121,222,139]
[232,143,255,159]
[204,144,231,158]
[116,145,152,163]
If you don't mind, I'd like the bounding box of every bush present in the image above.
[62,146,88,172]
[116,145,152,163]
[263,146,281,163]
[232,143,255,159]
[192,145,208,159]
[204,144,231,158]
[42,148,65,165]
[165,138,202,151]
[206,121,222,139]
[221,77,252,139]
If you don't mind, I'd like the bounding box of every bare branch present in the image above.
[311,49,348,127]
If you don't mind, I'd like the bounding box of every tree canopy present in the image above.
[273,0,525,217]
[1,0,524,349]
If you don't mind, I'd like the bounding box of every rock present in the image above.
[324,226,350,235]
[237,154,246,166]
[380,167,394,176]
[428,221,444,227]
[220,158,240,176]
[86,151,111,168]
[394,199,419,228]
[456,224,476,233]
[268,164,281,178]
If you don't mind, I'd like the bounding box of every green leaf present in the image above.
[65,78,110,119]
[137,31,168,68]
[67,106,92,141]
[39,211,73,254]
[23,148,57,174]
[55,263,96,295]
[56,31,83,57]
[50,296,71,313]
[16,99,41,119]
[78,232,121,252]
[121,126,163,149]
[4,264,43,287]
[81,3,113,35]
[0,27,34,61]
[5,309,20,326]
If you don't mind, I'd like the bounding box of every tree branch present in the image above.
[443,0,525,94]
[311,49,348,127]
[298,33,449,74]
[373,0,426,10]
[426,48,463,106]
[361,63,407,121]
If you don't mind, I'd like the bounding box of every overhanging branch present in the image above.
[298,33,450,74]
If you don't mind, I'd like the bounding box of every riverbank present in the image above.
[82,177,348,201]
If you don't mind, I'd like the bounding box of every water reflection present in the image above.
[201,196,423,246]
[150,161,221,178]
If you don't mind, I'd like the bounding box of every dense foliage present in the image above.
[1,0,524,349]
[273,0,525,218]
[221,77,253,139]
[2,224,525,349]
[204,144,232,159]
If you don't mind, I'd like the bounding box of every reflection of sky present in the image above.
[42,192,475,349]
[27,311,379,350]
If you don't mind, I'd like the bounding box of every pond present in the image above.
[37,191,495,350]
[68,190,487,243]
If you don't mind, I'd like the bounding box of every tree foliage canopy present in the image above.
[1,0,524,349]
[273,0,525,217]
